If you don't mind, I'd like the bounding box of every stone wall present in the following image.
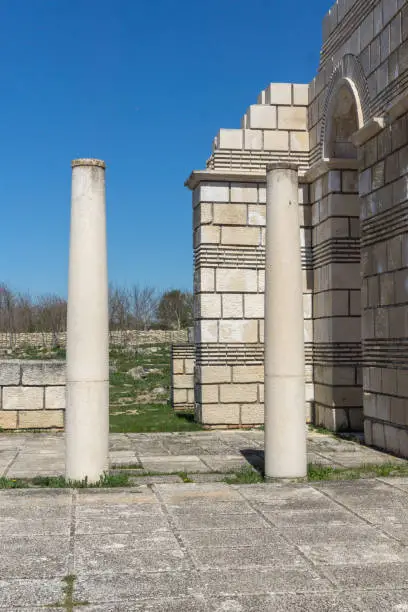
[310,0,408,447]
[308,164,363,431]
[0,360,65,429]
[359,109,408,457]
[171,344,195,411]
[0,330,188,350]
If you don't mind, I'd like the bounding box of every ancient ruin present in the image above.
[172,0,408,459]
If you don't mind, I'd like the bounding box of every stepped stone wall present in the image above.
[0,360,65,430]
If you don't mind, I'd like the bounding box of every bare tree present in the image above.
[0,284,16,345]
[36,295,67,346]
[108,284,131,342]
[130,285,158,330]
[14,292,35,333]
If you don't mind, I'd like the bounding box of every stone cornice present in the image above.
[351,118,386,147]
[185,167,311,189]
[303,158,359,183]
[185,169,266,190]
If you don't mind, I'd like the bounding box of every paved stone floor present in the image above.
[1,431,408,610]
[2,479,408,609]
[0,429,406,479]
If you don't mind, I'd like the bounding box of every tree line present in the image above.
[0,283,193,338]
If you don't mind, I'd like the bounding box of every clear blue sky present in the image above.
[1,0,333,298]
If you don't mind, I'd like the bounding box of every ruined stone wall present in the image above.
[188,83,313,425]
[179,0,408,446]
[208,83,309,173]
[0,360,65,429]
[0,330,188,350]
[171,344,195,411]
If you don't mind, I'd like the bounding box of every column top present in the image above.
[266,162,299,172]
[71,159,106,169]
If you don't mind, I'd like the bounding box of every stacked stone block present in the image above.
[171,344,195,411]
[0,360,65,429]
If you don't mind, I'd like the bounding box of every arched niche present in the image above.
[321,54,371,161]
[324,79,362,159]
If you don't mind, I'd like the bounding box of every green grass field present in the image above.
[109,345,202,433]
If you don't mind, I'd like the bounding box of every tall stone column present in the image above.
[264,163,306,479]
[65,159,109,483]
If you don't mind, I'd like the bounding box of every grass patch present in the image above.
[110,404,201,433]
[0,472,130,489]
[307,462,408,481]
[46,574,88,610]
[177,471,194,483]
[308,424,336,436]
[7,344,66,360]
[0,476,29,489]
[223,462,408,485]
[224,466,264,484]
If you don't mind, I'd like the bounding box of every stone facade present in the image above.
[171,0,408,457]
[0,360,65,429]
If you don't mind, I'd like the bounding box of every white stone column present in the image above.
[65,159,109,483]
[264,162,306,479]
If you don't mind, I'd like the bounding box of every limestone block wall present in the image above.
[0,360,65,429]
[190,178,313,425]
[171,344,195,411]
[359,110,408,457]
[310,165,363,431]
[192,177,266,426]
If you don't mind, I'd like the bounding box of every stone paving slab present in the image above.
[1,480,408,609]
[1,429,406,479]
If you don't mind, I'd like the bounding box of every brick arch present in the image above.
[321,54,372,159]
